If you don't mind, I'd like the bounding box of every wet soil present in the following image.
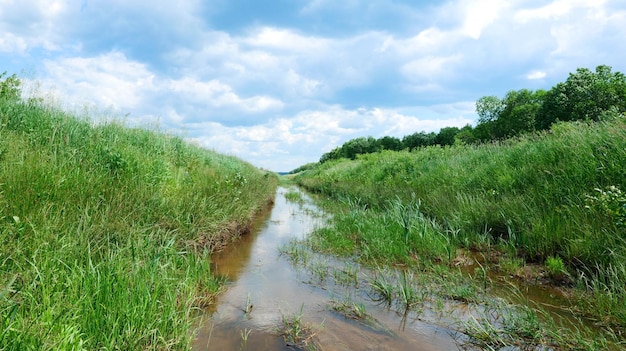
[192,187,460,350]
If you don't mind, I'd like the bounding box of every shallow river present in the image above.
[192,187,461,350]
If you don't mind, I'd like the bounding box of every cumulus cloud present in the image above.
[1,0,625,170]
[187,104,475,171]
[526,71,547,80]
[168,77,284,112]
[41,52,154,109]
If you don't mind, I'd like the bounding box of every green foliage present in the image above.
[545,256,566,279]
[402,131,436,150]
[0,72,21,101]
[539,65,626,129]
[585,186,626,227]
[0,97,278,350]
[319,65,626,165]
[296,117,626,329]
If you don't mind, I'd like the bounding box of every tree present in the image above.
[475,95,503,140]
[319,147,342,163]
[454,124,476,144]
[0,72,21,101]
[494,89,545,138]
[434,126,460,146]
[341,136,379,159]
[402,131,435,150]
[377,136,403,151]
[537,65,626,129]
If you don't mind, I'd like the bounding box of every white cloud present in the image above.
[41,52,154,109]
[526,70,547,80]
[401,55,463,82]
[0,32,28,53]
[458,0,505,39]
[184,103,476,171]
[514,0,607,22]
[168,77,284,112]
[244,27,330,53]
[3,0,625,171]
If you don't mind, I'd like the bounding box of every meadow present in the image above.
[0,94,277,349]
[295,116,626,336]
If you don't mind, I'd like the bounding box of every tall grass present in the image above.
[296,116,626,329]
[0,98,277,349]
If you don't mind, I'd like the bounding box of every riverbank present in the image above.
[294,117,626,349]
[0,97,277,349]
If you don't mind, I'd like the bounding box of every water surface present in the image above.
[192,187,459,350]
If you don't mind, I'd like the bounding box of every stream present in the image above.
[192,187,461,350]
[192,187,601,350]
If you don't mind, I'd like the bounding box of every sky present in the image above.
[1,0,625,171]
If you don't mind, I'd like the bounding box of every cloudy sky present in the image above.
[1,0,625,171]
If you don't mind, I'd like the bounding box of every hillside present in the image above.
[0,78,277,349]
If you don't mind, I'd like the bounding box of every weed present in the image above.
[368,271,394,306]
[329,298,369,320]
[332,264,359,287]
[277,305,321,350]
[545,256,566,280]
[285,189,304,204]
[397,270,420,311]
[243,293,253,316]
[278,239,311,266]
[239,328,252,350]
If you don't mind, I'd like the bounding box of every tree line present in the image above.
[319,65,626,164]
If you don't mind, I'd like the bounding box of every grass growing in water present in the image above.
[0,90,277,349]
[295,115,626,347]
[277,305,322,350]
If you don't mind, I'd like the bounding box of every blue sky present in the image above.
[1,0,625,171]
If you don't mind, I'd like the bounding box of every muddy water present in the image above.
[192,187,460,351]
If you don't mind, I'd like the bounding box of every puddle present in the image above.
[192,187,460,350]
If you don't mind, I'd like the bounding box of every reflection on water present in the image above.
[192,187,459,351]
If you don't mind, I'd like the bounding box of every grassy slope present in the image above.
[295,117,626,329]
[0,99,277,350]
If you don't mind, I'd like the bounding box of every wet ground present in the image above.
[192,187,608,350]
[192,187,461,350]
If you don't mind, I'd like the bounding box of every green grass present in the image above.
[295,116,626,340]
[277,305,321,350]
[0,98,277,349]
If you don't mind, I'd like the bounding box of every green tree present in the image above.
[475,95,503,140]
[538,65,626,129]
[402,131,435,150]
[377,136,403,151]
[320,147,342,163]
[434,126,460,146]
[454,124,476,144]
[0,72,21,101]
[495,89,545,138]
[341,136,379,159]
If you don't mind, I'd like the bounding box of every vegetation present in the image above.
[315,65,626,164]
[277,305,321,350]
[0,74,277,349]
[294,113,626,339]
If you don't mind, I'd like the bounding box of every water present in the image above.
[192,187,460,350]
[192,187,612,350]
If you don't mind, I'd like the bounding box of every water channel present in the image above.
[192,186,461,350]
[192,186,608,350]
